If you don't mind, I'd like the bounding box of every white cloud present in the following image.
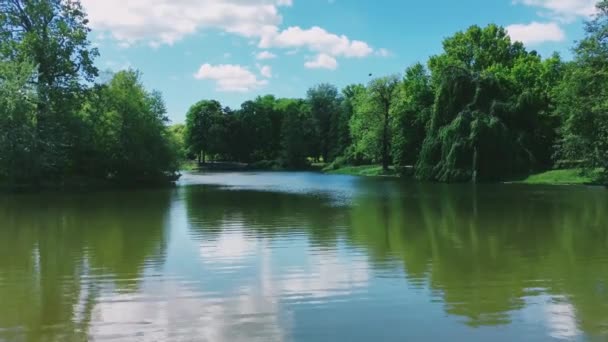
[506,22,566,45]
[256,51,277,60]
[81,0,378,70]
[260,26,373,58]
[304,53,338,70]
[81,0,292,46]
[194,64,268,92]
[81,0,375,56]
[513,0,598,22]
[259,65,273,78]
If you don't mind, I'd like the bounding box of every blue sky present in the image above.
[83,0,598,123]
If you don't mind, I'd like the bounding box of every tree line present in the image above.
[183,1,608,183]
[1,0,607,187]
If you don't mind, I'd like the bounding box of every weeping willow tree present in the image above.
[416,25,562,182]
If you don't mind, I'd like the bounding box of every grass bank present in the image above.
[323,165,399,177]
[515,169,604,185]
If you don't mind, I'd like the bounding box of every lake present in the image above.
[1,172,607,341]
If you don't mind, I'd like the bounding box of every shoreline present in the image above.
[2,167,604,193]
[323,165,605,186]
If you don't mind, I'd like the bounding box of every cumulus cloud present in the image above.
[81,0,374,55]
[194,64,268,92]
[256,51,277,60]
[260,26,373,57]
[81,0,377,70]
[513,0,598,22]
[304,54,338,70]
[506,22,566,45]
[81,0,291,46]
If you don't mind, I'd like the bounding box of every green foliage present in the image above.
[392,64,434,169]
[1,0,99,180]
[0,60,37,183]
[555,1,608,183]
[78,71,178,182]
[518,169,603,185]
[307,83,341,161]
[349,76,400,171]
[324,165,397,177]
[1,1,179,187]
[184,100,222,163]
[279,99,314,168]
[416,25,563,182]
[428,24,526,79]
[168,124,187,161]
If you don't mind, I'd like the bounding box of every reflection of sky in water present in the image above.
[521,295,581,340]
[2,172,605,341]
[76,182,590,342]
[86,197,371,341]
[179,172,359,206]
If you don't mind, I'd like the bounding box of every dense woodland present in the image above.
[1,0,608,187]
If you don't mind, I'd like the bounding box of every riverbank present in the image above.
[323,165,400,177]
[323,164,605,186]
[0,173,180,192]
[183,160,325,173]
[513,169,604,185]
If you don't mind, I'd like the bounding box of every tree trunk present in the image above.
[472,146,478,183]
[382,103,390,172]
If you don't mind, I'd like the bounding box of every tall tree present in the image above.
[370,76,400,171]
[392,63,434,169]
[349,76,400,171]
[336,84,364,159]
[0,0,98,179]
[278,99,314,168]
[0,60,37,183]
[185,100,223,164]
[307,84,340,162]
[79,70,178,181]
[556,0,608,182]
[417,25,560,182]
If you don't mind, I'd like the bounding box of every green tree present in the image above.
[428,24,526,80]
[278,99,314,168]
[417,25,561,182]
[336,84,364,160]
[350,76,400,171]
[0,60,37,184]
[556,1,608,182]
[307,84,341,162]
[79,70,178,182]
[392,63,434,169]
[185,100,222,164]
[0,0,98,180]
[168,124,187,161]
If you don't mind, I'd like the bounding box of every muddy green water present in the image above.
[0,172,607,341]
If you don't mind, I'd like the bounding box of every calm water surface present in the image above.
[1,172,607,341]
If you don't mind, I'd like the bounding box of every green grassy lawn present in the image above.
[517,169,604,185]
[324,165,398,177]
